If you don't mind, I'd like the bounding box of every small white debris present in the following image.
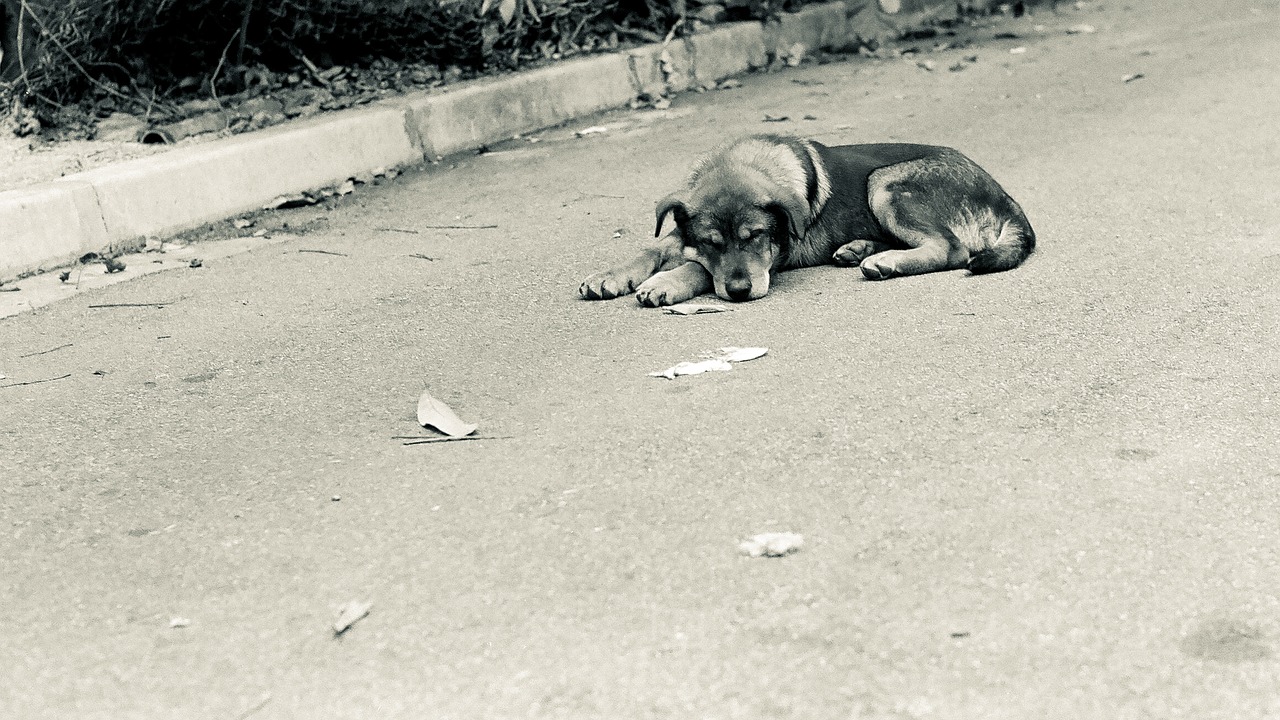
[1122,72,1145,83]
[416,389,478,437]
[739,532,804,557]
[650,358,732,380]
[650,346,767,379]
[169,617,191,628]
[1009,46,1027,55]
[333,600,372,635]
[575,126,609,137]
[1066,23,1096,34]
[233,218,254,229]
[663,303,733,315]
[652,98,672,110]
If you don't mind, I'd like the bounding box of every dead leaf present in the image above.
[498,0,517,24]
[649,358,733,380]
[739,532,804,557]
[663,303,733,315]
[233,218,254,229]
[651,346,767,378]
[264,194,318,210]
[169,617,191,628]
[916,59,936,71]
[717,78,742,90]
[337,179,356,195]
[575,126,609,137]
[652,97,672,110]
[416,390,478,436]
[763,114,789,122]
[1122,72,1145,83]
[333,600,372,635]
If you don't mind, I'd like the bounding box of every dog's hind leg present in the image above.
[579,234,685,300]
[864,151,1034,279]
[859,185,961,279]
[831,239,896,267]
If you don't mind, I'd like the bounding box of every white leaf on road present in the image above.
[1066,23,1097,34]
[663,303,733,315]
[650,346,766,379]
[1122,72,1145,83]
[739,532,804,557]
[575,126,609,137]
[333,600,372,635]
[649,358,733,380]
[417,390,478,436]
[169,616,190,628]
[1009,46,1027,54]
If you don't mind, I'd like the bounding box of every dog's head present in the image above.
[655,172,808,303]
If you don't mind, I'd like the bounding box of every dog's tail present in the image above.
[968,218,1035,274]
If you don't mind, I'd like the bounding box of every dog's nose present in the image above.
[725,278,752,302]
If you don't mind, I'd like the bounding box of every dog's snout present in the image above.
[725,277,753,302]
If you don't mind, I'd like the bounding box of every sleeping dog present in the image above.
[579,135,1035,306]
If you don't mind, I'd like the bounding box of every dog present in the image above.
[578,135,1035,306]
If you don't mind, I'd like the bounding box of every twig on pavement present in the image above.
[20,343,73,358]
[400,435,513,446]
[375,227,420,234]
[88,301,174,309]
[298,249,349,257]
[409,254,436,261]
[417,224,498,230]
[2,373,72,389]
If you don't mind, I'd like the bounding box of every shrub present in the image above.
[3,0,785,124]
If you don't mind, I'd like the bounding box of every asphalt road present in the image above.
[3,1,1280,718]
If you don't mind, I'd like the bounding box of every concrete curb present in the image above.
[0,0,966,282]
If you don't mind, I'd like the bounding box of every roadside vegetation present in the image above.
[0,0,802,136]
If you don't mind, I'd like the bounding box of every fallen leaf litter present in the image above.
[650,347,768,379]
[333,600,372,636]
[416,389,478,436]
[739,532,804,558]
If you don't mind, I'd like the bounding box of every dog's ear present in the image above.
[655,194,690,238]
[764,198,809,243]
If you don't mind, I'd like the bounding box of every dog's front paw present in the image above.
[634,279,680,307]
[833,239,885,267]
[633,273,692,307]
[860,255,897,281]
[579,270,637,300]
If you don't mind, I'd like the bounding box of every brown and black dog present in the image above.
[579,135,1035,306]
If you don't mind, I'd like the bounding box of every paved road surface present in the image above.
[3,1,1280,717]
